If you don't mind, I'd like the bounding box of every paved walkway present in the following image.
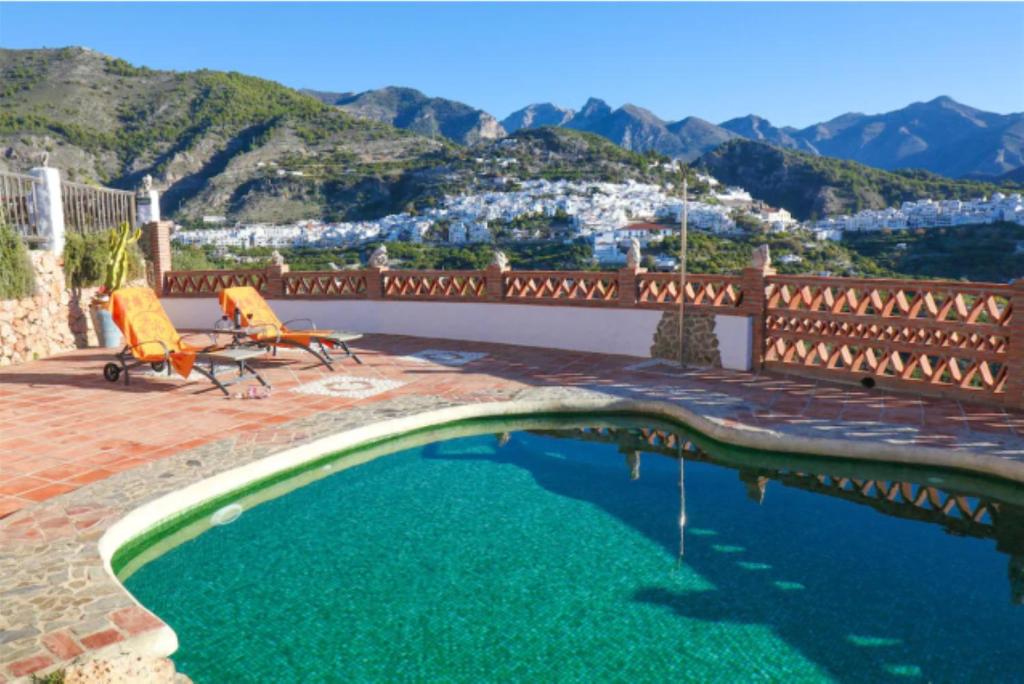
[3,336,1022,521]
[2,336,1023,679]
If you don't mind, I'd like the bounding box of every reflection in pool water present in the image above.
[123,418,1024,682]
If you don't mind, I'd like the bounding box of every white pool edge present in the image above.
[97,394,1024,660]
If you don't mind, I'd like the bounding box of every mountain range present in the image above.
[319,90,1022,179]
[504,96,1024,179]
[0,47,1018,226]
[0,48,678,222]
[718,97,1024,179]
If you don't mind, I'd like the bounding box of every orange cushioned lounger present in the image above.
[105,287,269,396]
[217,286,363,370]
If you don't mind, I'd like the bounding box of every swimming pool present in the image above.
[121,416,1024,682]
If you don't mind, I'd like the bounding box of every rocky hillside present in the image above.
[306,86,505,146]
[995,166,1024,184]
[698,139,1013,221]
[0,48,453,223]
[0,48,678,222]
[718,115,815,153]
[501,103,575,133]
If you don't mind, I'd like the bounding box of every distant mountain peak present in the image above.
[308,86,505,145]
[501,103,575,133]
[555,97,735,161]
[579,97,613,119]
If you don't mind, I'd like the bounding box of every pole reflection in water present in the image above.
[625,450,641,481]
[535,422,1024,605]
[678,452,686,565]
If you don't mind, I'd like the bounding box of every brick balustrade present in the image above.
[159,259,1022,409]
[161,264,746,312]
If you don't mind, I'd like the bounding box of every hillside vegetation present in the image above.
[841,223,1023,283]
[0,48,683,223]
[0,48,442,222]
[180,221,1023,284]
[698,140,1017,221]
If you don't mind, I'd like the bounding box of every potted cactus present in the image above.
[90,222,142,348]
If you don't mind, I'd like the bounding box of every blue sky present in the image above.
[2,2,1022,126]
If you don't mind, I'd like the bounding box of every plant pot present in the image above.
[90,302,123,349]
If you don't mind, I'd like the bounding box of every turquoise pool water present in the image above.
[123,420,1024,682]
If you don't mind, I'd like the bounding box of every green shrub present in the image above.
[0,223,36,299]
[31,670,65,684]
[170,245,217,270]
[64,230,145,288]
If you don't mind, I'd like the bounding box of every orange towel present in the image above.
[110,288,197,378]
[219,286,336,348]
[278,330,338,348]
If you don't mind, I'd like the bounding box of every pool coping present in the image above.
[100,393,1024,572]
[4,385,1024,680]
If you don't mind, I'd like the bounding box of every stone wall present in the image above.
[0,251,100,367]
[649,310,722,367]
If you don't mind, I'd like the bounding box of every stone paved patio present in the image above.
[2,335,1024,680]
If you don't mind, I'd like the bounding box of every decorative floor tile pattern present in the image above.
[289,375,406,399]
[1,334,1024,679]
[401,349,489,367]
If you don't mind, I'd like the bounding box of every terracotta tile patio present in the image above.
[2,335,1023,522]
[3,334,1024,679]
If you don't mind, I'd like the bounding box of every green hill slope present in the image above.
[0,47,446,222]
[0,48,680,222]
[697,139,1016,221]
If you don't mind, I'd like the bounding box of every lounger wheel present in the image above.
[103,363,121,382]
[151,361,166,373]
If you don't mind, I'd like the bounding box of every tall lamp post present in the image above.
[678,176,688,367]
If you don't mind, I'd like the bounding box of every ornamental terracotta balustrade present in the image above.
[382,269,489,301]
[162,269,267,297]
[502,270,622,307]
[157,260,1023,408]
[761,275,1019,406]
[635,272,744,311]
[282,271,369,299]
[162,265,745,310]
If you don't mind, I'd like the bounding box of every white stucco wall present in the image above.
[713,314,753,372]
[162,298,664,357]
[162,297,754,368]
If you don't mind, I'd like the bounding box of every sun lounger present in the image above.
[217,286,363,370]
[104,287,269,396]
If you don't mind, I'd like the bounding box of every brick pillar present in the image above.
[618,266,643,307]
[366,267,387,299]
[485,264,507,302]
[143,220,173,295]
[1005,278,1024,410]
[265,257,289,298]
[739,263,775,372]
